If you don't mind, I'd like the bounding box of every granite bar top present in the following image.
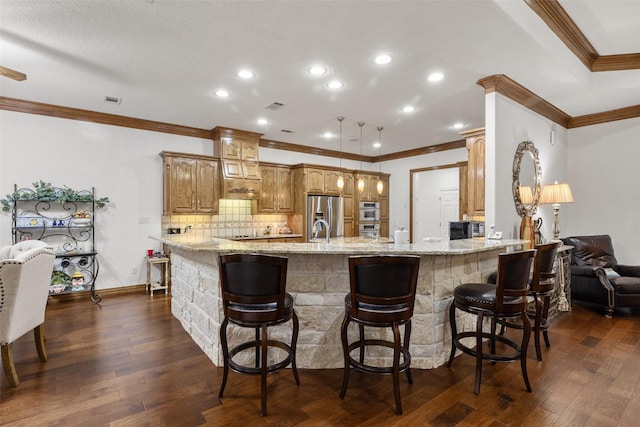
[151,235,528,255]
[230,234,303,241]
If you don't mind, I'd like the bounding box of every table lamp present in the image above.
[539,181,573,240]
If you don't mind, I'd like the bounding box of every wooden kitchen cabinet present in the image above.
[306,167,342,195]
[161,152,220,215]
[356,172,382,202]
[461,128,485,219]
[258,164,293,213]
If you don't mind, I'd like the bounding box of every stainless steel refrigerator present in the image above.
[307,195,344,241]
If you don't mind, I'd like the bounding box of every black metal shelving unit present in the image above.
[10,184,102,303]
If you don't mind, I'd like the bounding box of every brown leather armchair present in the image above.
[561,235,640,317]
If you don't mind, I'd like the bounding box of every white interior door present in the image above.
[412,168,459,241]
[440,188,459,239]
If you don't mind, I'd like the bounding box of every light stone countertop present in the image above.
[151,234,528,255]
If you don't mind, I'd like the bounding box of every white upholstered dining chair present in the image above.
[0,240,55,387]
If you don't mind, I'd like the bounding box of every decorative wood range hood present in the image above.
[212,126,263,200]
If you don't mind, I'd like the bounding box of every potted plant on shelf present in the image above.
[1,181,110,212]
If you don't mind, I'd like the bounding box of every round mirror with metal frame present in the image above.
[512,141,541,217]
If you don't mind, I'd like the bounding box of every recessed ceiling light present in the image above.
[309,65,327,75]
[402,105,415,113]
[373,142,381,148]
[215,89,229,97]
[428,72,444,82]
[238,69,254,79]
[257,118,268,125]
[451,122,465,129]
[323,132,333,138]
[327,80,344,89]
[374,54,392,65]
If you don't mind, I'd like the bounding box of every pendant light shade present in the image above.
[357,121,365,193]
[376,126,384,195]
[337,116,344,191]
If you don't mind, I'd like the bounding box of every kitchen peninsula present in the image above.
[152,235,527,369]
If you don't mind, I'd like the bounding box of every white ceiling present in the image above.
[1,0,639,157]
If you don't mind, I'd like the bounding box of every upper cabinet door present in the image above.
[306,168,325,193]
[221,159,244,179]
[168,157,196,213]
[241,141,259,162]
[242,161,261,180]
[467,134,485,218]
[324,170,341,195]
[277,167,293,212]
[221,140,242,160]
[196,160,219,214]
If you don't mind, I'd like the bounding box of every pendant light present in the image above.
[337,116,345,191]
[357,121,365,193]
[376,126,384,195]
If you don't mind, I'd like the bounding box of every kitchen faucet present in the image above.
[313,219,330,243]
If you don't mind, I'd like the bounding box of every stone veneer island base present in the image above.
[151,236,527,370]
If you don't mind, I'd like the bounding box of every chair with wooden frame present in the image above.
[217,253,299,416]
[340,255,420,415]
[447,249,535,394]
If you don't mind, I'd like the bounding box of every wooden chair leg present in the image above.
[218,318,230,398]
[339,313,351,399]
[291,311,300,385]
[392,322,403,415]
[260,323,268,416]
[542,295,552,348]
[474,311,484,395]
[403,321,413,384]
[446,302,457,367]
[534,296,543,361]
[1,343,20,387]
[520,311,532,392]
[34,324,47,362]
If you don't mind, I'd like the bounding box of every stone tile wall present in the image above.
[169,247,502,370]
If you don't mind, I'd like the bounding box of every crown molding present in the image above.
[569,105,640,128]
[525,0,640,72]
[477,74,640,129]
[476,74,571,127]
[0,96,213,139]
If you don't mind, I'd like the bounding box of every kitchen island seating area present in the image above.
[340,255,420,415]
[217,253,299,416]
[156,235,529,372]
[447,249,535,395]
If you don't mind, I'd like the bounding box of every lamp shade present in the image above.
[540,182,574,204]
[518,186,533,204]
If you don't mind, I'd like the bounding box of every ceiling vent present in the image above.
[265,102,284,110]
[104,96,122,104]
[280,129,294,133]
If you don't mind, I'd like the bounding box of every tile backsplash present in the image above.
[161,199,291,238]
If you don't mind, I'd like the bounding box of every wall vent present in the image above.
[265,102,284,110]
[104,96,122,104]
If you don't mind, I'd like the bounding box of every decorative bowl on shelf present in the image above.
[50,284,67,294]
[72,217,92,226]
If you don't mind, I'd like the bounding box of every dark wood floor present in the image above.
[2,292,639,426]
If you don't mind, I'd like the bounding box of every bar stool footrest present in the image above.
[453,331,523,363]
[228,339,294,375]
[347,339,411,374]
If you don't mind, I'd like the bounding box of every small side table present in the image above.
[146,256,170,296]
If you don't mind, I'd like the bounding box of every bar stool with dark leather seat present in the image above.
[340,255,420,415]
[498,242,560,361]
[218,253,299,416]
[489,242,560,361]
[447,249,535,394]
